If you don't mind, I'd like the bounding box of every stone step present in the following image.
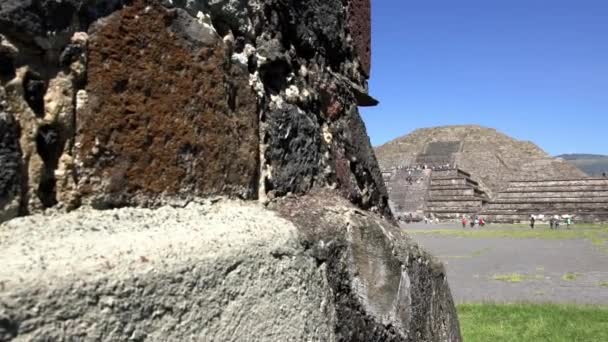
[429,189,475,196]
[431,174,478,182]
[429,185,477,190]
[429,196,486,202]
[431,178,479,187]
[507,179,608,187]
[426,206,484,213]
[431,169,471,178]
[489,198,608,204]
[504,185,608,192]
[484,202,608,210]
[482,207,608,215]
[497,191,608,198]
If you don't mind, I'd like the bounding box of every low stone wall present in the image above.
[0,194,461,341]
[481,178,608,223]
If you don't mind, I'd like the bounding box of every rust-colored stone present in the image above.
[77,2,259,206]
[348,0,371,77]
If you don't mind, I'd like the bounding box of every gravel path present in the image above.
[404,223,608,304]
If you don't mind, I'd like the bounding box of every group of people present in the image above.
[393,163,454,173]
[432,163,453,171]
[529,215,573,229]
[461,215,485,228]
[423,216,439,224]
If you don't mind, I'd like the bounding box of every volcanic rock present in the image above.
[0,1,461,340]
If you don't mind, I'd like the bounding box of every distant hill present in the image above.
[556,154,608,177]
[374,125,587,196]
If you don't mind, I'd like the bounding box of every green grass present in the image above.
[492,273,527,283]
[458,303,608,342]
[600,281,608,288]
[407,225,608,252]
[491,273,543,283]
[562,272,578,281]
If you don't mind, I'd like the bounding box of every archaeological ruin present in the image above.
[0,0,461,340]
[376,125,608,223]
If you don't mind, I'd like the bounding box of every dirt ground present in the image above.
[404,223,608,304]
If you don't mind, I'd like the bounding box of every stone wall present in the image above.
[0,0,389,220]
[0,1,461,340]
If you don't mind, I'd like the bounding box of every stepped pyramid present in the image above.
[376,125,608,222]
[375,125,586,196]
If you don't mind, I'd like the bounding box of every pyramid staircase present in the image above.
[425,169,489,220]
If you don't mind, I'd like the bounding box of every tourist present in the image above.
[474,217,479,227]
[530,215,536,229]
[479,217,485,227]
[555,217,560,229]
[470,217,475,228]
[549,217,554,229]
[566,217,572,229]
[462,216,467,228]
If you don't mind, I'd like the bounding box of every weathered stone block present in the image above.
[0,194,461,341]
[272,191,461,341]
[328,104,391,216]
[264,104,321,196]
[77,2,259,207]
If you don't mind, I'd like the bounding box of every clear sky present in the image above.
[360,0,608,155]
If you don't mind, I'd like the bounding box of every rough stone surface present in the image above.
[264,103,321,196]
[0,10,89,217]
[0,0,386,217]
[348,0,372,76]
[271,191,461,341]
[0,106,21,221]
[1,194,461,341]
[0,200,336,341]
[328,104,391,216]
[77,2,259,208]
[0,1,461,341]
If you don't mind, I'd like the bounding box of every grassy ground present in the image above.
[458,303,608,342]
[491,272,544,283]
[406,224,608,253]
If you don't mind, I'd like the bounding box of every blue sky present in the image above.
[360,0,608,155]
